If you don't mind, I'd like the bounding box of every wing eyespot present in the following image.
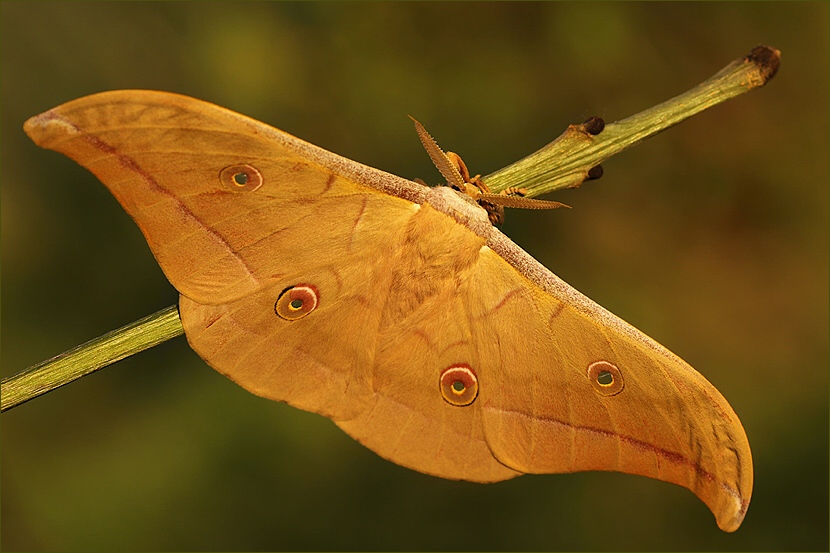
[440,364,479,406]
[275,284,319,320]
[587,360,624,396]
[220,164,263,192]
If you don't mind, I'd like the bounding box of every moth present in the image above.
[24,90,752,532]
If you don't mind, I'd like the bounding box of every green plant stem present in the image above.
[1,45,780,413]
[1,305,183,412]
[484,45,781,196]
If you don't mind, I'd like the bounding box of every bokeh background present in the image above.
[2,2,827,550]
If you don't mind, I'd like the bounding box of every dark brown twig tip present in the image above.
[586,165,604,181]
[582,116,605,135]
[746,45,781,83]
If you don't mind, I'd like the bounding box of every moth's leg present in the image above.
[500,186,530,197]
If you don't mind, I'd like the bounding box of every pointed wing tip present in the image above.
[23,109,80,149]
[714,492,750,532]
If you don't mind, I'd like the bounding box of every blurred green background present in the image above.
[2,2,827,550]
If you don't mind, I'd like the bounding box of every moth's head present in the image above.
[409,116,568,227]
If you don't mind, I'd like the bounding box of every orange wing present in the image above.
[24,90,752,531]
